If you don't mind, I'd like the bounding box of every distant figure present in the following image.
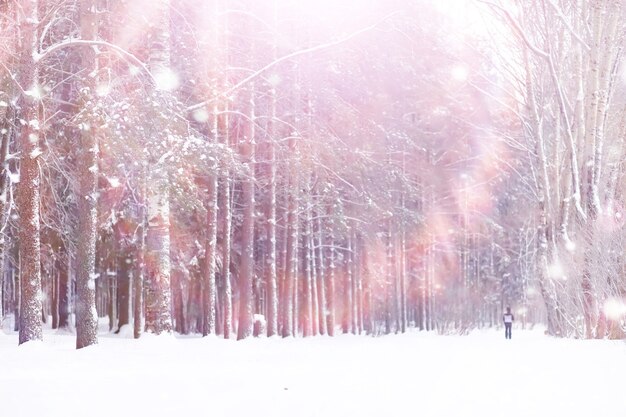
[503,307,514,339]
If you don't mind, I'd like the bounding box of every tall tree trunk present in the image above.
[16,0,42,345]
[201,0,221,337]
[144,188,173,334]
[172,269,186,334]
[399,223,407,333]
[265,86,278,337]
[116,248,131,332]
[51,264,58,329]
[308,199,319,336]
[13,251,19,332]
[237,84,256,340]
[386,218,395,333]
[315,206,327,335]
[353,232,361,334]
[0,93,12,324]
[343,232,354,334]
[282,174,297,337]
[325,204,336,336]
[144,0,173,335]
[303,192,314,337]
[361,238,372,334]
[203,170,218,336]
[134,176,146,339]
[58,251,70,329]
[220,174,232,339]
[75,0,100,349]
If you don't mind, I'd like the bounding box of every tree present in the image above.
[16,0,43,345]
[75,0,100,349]
[144,0,174,335]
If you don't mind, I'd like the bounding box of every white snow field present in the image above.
[1,326,625,417]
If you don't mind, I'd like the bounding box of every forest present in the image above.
[0,0,624,350]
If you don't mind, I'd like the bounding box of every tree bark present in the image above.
[203,172,218,336]
[265,87,278,337]
[134,178,146,339]
[325,204,336,336]
[116,248,131,332]
[220,175,233,339]
[58,251,70,329]
[75,0,100,349]
[237,85,256,340]
[16,0,43,345]
[282,170,298,337]
[0,94,12,324]
[144,0,173,335]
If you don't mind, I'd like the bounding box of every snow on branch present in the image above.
[479,1,549,59]
[186,11,402,113]
[34,38,155,85]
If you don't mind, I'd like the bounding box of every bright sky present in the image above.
[432,0,495,34]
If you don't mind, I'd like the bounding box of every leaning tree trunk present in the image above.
[144,0,173,335]
[16,0,43,345]
[75,0,100,349]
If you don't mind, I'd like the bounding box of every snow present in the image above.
[192,108,210,123]
[24,86,42,100]
[1,325,625,417]
[546,261,565,279]
[603,298,626,320]
[9,171,20,184]
[29,148,43,159]
[153,67,180,92]
[107,177,121,188]
[450,64,469,82]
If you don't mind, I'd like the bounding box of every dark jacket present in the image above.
[503,313,514,324]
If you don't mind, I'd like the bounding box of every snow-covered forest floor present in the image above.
[1,323,625,417]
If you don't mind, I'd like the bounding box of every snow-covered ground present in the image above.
[1,325,625,417]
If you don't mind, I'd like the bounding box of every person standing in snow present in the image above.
[503,307,514,339]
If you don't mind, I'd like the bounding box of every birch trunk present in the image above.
[203,140,218,336]
[144,0,173,335]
